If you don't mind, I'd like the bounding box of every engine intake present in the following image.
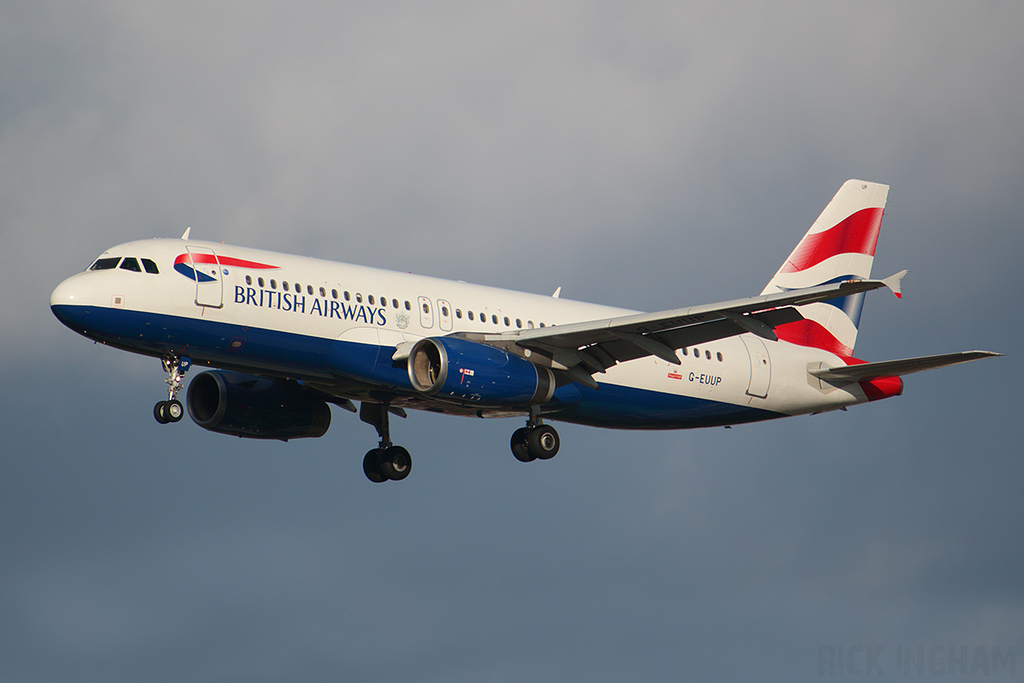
[186,370,331,440]
[408,337,554,406]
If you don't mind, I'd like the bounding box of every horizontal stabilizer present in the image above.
[810,351,1002,383]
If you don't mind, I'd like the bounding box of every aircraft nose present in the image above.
[51,274,95,308]
[50,274,95,331]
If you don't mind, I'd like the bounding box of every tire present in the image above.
[363,449,388,483]
[153,401,170,424]
[380,446,412,481]
[511,427,534,462]
[166,399,184,422]
[528,425,560,460]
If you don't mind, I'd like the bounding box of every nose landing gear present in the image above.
[154,356,190,424]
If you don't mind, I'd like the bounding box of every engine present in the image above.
[408,337,555,406]
[186,370,331,440]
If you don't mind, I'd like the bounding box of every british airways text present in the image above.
[234,286,387,325]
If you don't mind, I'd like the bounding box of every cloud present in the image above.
[2,2,1020,680]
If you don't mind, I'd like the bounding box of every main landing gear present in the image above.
[510,412,560,463]
[360,402,412,483]
[153,356,190,424]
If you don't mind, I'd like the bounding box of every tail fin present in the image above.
[761,180,889,357]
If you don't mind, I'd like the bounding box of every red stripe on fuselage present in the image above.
[779,207,884,273]
[174,254,279,269]
[858,375,903,401]
[841,357,903,401]
[818,356,904,402]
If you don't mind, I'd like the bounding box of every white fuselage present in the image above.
[51,238,875,430]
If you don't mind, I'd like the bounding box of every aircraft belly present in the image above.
[551,344,781,429]
[556,382,782,430]
[50,304,338,380]
[51,304,856,427]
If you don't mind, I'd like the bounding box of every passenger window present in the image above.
[516,319,522,328]
[456,309,462,319]
[90,257,121,271]
[356,293,363,303]
[717,352,723,362]
[246,275,252,285]
[392,299,399,309]
[405,301,411,311]
[706,350,711,360]
[369,295,375,305]
[539,322,546,328]
[258,277,265,288]
[119,257,141,272]
[504,316,510,326]
[320,287,326,297]
[283,281,290,292]
[270,279,277,289]
[468,311,474,321]
[332,289,338,299]
[422,302,430,314]
[308,285,314,296]
[442,305,449,317]
[344,291,351,301]
[141,258,159,274]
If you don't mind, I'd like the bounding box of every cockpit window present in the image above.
[141,258,159,274]
[120,257,142,272]
[89,257,121,271]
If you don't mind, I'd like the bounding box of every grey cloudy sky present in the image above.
[1,2,1021,681]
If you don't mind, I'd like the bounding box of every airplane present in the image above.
[50,180,999,483]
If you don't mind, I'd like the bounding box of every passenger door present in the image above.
[740,335,771,398]
[417,296,434,329]
[437,299,453,332]
[185,246,223,308]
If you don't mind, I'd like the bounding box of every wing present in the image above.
[454,272,909,388]
[809,351,1002,384]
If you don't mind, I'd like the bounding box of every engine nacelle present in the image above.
[186,370,331,440]
[408,337,555,406]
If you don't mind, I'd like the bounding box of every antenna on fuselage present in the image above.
[180,227,191,240]
[552,287,561,299]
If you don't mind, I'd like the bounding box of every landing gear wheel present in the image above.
[166,399,184,422]
[154,401,170,424]
[380,446,412,481]
[155,356,190,426]
[528,425,560,460]
[363,449,388,483]
[511,427,535,462]
[359,402,413,483]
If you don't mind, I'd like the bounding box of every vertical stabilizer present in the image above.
[762,180,889,357]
